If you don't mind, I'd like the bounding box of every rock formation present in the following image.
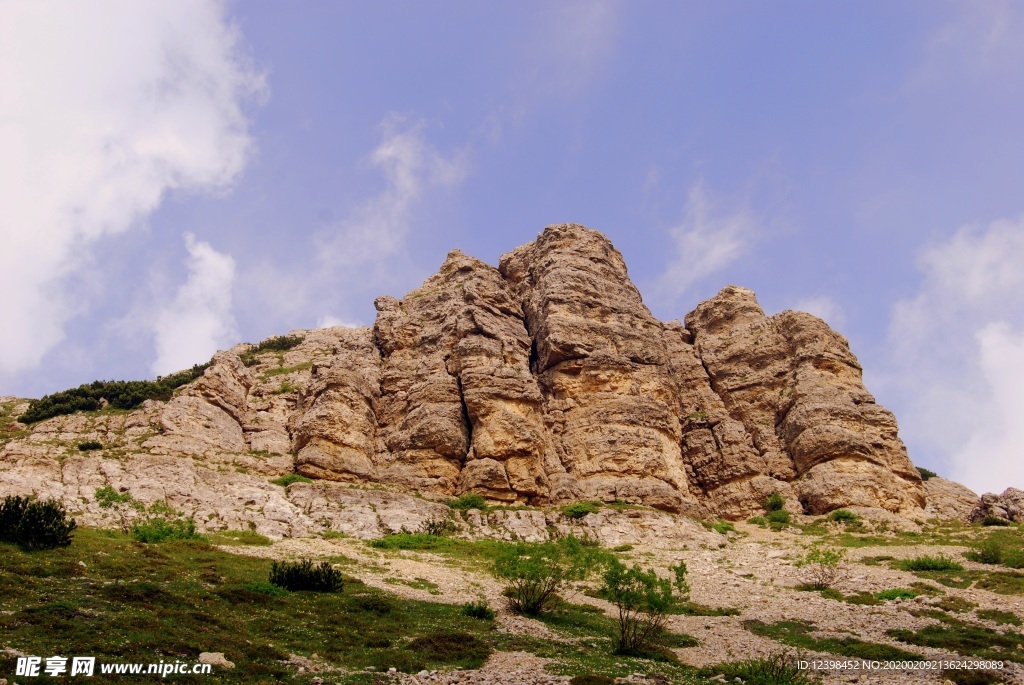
[1,223,929,527]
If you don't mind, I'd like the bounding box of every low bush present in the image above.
[239,334,304,366]
[562,501,601,520]
[795,547,846,590]
[77,440,103,451]
[19,364,210,424]
[418,516,456,536]
[875,588,919,601]
[461,599,495,620]
[764,492,785,512]
[828,509,859,524]
[447,493,488,510]
[966,538,1005,565]
[0,495,77,549]
[712,520,736,535]
[270,473,313,487]
[602,559,689,656]
[269,558,343,592]
[493,537,604,616]
[916,467,938,481]
[897,554,964,572]
[767,509,791,525]
[703,651,816,685]
[981,516,1011,527]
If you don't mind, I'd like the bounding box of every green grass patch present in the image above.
[745,620,923,661]
[271,473,313,486]
[977,608,1022,626]
[208,530,273,546]
[875,588,919,601]
[562,501,601,519]
[0,527,514,680]
[888,612,1024,663]
[447,492,488,510]
[260,361,313,380]
[700,652,820,685]
[896,554,964,572]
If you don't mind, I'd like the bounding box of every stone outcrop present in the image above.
[1,223,932,523]
[970,488,1024,524]
[924,477,979,521]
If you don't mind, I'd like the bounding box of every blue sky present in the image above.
[2,1,1023,494]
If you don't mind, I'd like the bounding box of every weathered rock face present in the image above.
[971,488,1024,524]
[1,223,931,522]
[924,477,979,521]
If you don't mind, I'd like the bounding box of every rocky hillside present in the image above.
[1,224,970,534]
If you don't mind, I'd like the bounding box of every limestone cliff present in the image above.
[1,224,926,523]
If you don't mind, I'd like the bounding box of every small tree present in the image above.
[602,559,689,655]
[796,547,847,590]
[0,495,77,549]
[492,537,604,616]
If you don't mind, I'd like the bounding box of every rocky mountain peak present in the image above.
[1,224,933,534]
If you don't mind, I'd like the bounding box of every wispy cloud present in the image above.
[791,296,846,329]
[909,2,1024,89]
[238,116,471,329]
[0,1,264,379]
[655,180,756,302]
[315,116,470,270]
[152,234,238,375]
[887,216,1024,494]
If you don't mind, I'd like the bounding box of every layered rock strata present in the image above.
[1,224,926,520]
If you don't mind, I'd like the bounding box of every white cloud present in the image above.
[911,1,1024,88]
[236,116,471,331]
[656,180,755,302]
[316,116,470,269]
[0,1,264,378]
[316,315,362,329]
[152,234,237,375]
[791,296,846,329]
[887,216,1024,494]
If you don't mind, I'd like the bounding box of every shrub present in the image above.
[562,501,601,520]
[764,492,785,512]
[461,599,495,620]
[706,651,816,685]
[966,538,1004,565]
[270,473,313,486]
[0,495,77,549]
[129,499,203,543]
[239,334,304,366]
[269,559,343,592]
[981,516,1011,527]
[828,509,859,524]
[77,440,103,451]
[447,493,488,510]
[897,554,963,572]
[712,520,736,535]
[916,467,938,481]
[767,509,791,525]
[18,363,210,424]
[601,559,689,656]
[418,516,456,536]
[747,516,767,525]
[492,540,594,615]
[875,588,919,601]
[795,547,846,590]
